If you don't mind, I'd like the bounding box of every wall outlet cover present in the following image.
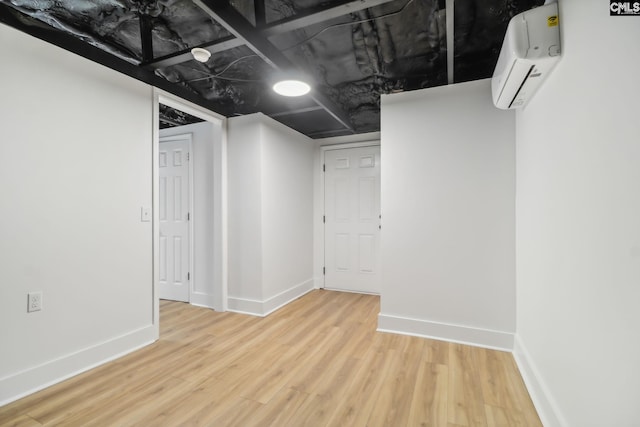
[27,292,42,312]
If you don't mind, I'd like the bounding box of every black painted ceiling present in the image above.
[0,0,543,138]
[159,103,204,128]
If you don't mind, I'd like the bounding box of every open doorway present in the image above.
[153,90,227,322]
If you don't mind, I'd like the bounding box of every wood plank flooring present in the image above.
[0,290,541,426]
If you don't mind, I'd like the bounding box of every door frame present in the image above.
[159,133,194,302]
[152,89,228,333]
[318,140,381,290]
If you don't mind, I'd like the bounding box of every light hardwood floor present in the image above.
[0,290,541,426]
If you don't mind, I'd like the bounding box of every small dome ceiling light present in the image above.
[191,47,211,63]
[272,79,311,97]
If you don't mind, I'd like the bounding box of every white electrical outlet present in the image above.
[27,292,42,312]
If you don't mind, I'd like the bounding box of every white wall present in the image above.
[0,24,156,403]
[514,2,640,426]
[227,118,264,303]
[160,121,224,309]
[378,79,516,350]
[261,121,314,300]
[227,114,314,315]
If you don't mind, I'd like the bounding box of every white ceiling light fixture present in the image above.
[191,47,211,63]
[273,79,311,97]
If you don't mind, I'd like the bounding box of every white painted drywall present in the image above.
[0,23,155,403]
[514,2,640,426]
[227,117,264,303]
[379,80,516,349]
[260,120,314,300]
[160,121,224,309]
[227,114,314,315]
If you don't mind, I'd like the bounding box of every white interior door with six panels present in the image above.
[324,145,381,294]
[159,136,190,302]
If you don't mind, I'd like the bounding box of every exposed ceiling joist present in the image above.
[192,0,355,131]
[159,116,182,126]
[270,105,325,117]
[307,128,354,138]
[254,0,266,27]
[261,0,396,37]
[143,36,244,69]
[139,13,154,63]
[144,0,396,70]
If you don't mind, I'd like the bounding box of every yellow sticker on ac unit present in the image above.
[547,15,558,27]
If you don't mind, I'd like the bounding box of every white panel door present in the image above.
[325,145,381,293]
[159,136,190,302]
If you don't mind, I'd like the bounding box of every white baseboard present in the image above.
[513,335,567,427]
[190,291,215,309]
[227,295,264,316]
[377,313,514,351]
[263,279,314,315]
[0,325,157,406]
[227,279,314,317]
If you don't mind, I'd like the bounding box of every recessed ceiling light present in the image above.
[191,47,211,63]
[273,79,311,97]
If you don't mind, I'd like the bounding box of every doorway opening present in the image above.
[153,90,227,325]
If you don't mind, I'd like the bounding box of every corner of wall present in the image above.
[377,313,514,351]
[190,292,216,309]
[379,79,516,352]
[512,335,567,427]
[258,113,314,143]
[227,279,314,317]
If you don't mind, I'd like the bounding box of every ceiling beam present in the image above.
[193,0,354,131]
[307,128,354,138]
[159,116,183,127]
[142,36,244,69]
[269,105,325,117]
[139,13,154,63]
[144,0,396,70]
[254,0,266,27]
[261,0,395,37]
[0,4,233,117]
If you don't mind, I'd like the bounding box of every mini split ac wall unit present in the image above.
[492,3,561,109]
